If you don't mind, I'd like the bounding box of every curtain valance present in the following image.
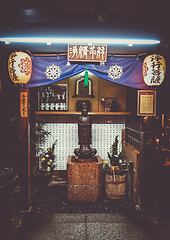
[26,55,149,89]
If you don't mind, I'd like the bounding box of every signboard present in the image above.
[137,90,156,116]
[68,44,107,62]
[20,92,28,117]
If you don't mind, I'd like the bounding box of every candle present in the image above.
[156,138,159,149]
[162,114,164,127]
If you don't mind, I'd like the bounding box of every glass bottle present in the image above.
[55,94,60,110]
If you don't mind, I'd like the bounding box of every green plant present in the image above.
[30,122,51,179]
[31,123,52,155]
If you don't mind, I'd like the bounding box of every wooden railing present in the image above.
[125,123,142,151]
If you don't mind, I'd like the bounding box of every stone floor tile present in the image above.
[16,223,86,240]
[86,213,130,223]
[51,213,86,223]
[26,213,86,224]
[86,222,160,240]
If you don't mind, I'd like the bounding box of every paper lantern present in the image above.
[143,54,166,86]
[8,51,32,84]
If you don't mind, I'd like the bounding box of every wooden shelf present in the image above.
[35,111,131,115]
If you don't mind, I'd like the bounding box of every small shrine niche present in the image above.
[72,76,95,98]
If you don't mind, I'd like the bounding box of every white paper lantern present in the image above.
[142,54,166,86]
[8,51,32,84]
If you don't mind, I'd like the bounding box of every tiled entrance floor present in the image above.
[15,213,161,240]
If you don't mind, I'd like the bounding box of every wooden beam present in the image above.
[19,87,31,211]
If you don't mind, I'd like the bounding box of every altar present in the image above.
[67,156,103,203]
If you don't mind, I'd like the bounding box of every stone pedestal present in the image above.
[67,156,103,203]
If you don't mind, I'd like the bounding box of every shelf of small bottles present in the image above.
[38,84,68,111]
[35,111,131,115]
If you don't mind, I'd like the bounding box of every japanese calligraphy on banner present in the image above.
[20,92,28,117]
[68,44,107,62]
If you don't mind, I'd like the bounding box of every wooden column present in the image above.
[19,87,31,211]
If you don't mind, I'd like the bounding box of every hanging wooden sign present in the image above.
[20,92,28,117]
[68,44,107,62]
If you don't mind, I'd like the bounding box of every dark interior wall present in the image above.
[125,48,170,125]
[0,48,20,170]
[156,49,170,124]
[126,86,137,118]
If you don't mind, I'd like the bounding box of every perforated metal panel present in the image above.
[36,116,125,170]
[91,123,125,161]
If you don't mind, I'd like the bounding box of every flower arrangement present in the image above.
[32,140,57,178]
[102,159,109,169]
[40,140,57,176]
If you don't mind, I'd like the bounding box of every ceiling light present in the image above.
[0,37,160,45]
[128,43,133,47]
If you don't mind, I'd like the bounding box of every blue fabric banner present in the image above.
[26,55,149,89]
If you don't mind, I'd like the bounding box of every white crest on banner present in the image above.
[108,64,123,80]
[45,64,62,80]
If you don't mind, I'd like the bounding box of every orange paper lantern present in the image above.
[8,51,32,84]
[142,54,166,87]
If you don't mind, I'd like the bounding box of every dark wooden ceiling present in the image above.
[0,0,169,54]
